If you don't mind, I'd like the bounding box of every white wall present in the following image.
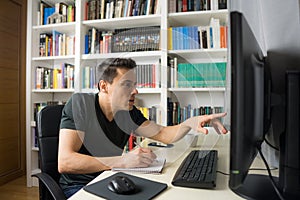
[230,0,300,54]
[228,0,300,166]
[224,0,300,129]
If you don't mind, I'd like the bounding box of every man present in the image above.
[58,58,227,198]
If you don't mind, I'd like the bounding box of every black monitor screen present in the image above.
[230,10,267,187]
[229,11,276,199]
[229,11,300,200]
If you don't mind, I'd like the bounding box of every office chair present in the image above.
[32,104,66,200]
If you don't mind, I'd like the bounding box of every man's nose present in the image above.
[131,88,138,95]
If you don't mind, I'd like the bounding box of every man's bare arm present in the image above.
[136,113,228,144]
[58,129,156,174]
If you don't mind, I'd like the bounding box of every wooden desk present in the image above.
[69,131,243,200]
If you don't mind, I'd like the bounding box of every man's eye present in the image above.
[121,82,132,88]
[122,82,136,88]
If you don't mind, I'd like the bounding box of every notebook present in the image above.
[83,172,168,200]
[111,158,166,174]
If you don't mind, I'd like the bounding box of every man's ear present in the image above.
[98,80,108,93]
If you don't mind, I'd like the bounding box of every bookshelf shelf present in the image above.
[32,55,75,61]
[32,22,76,33]
[168,49,227,60]
[83,15,162,30]
[137,88,162,94]
[32,89,75,93]
[169,87,226,92]
[26,0,228,187]
[82,51,162,60]
[168,10,228,26]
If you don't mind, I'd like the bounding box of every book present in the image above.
[112,158,166,174]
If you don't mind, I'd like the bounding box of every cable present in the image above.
[257,146,285,200]
[264,137,279,151]
[249,167,278,171]
[216,170,229,176]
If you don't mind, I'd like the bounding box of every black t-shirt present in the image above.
[59,93,147,188]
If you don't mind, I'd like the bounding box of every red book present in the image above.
[128,133,136,150]
[182,0,188,12]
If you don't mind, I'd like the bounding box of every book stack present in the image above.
[113,27,160,52]
[177,62,226,88]
[85,26,160,54]
[82,62,160,90]
[137,106,161,124]
[168,0,227,13]
[169,18,228,50]
[135,63,160,88]
[167,98,224,125]
[38,1,75,26]
[35,63,75,89]
[82,66,97,89]
[85,0,161,20]
[39,31,75,57]
[169,59,226,88]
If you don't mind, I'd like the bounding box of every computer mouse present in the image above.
[107,176,137,195]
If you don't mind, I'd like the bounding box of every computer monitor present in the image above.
[229,11,300,199]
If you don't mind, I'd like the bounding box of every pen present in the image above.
[134,141,142,148]
[134,142,158,163]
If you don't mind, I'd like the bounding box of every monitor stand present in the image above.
[232,174,280,200]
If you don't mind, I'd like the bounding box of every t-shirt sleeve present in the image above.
[130,106,148,126]
[60,96,76,130]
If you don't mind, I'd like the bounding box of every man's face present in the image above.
[108,68,138,111]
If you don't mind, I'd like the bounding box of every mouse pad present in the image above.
[83,172,168,200]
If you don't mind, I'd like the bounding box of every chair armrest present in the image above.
[32,173,66,200]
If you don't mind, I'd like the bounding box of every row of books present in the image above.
[123,104,162,152]
[168,0,227,13]
[82,66,97,89]
[35,63,75,90]
[82,63,161,89]
[39,31,75,57]
[167,99,224,125]
[168,18,228,50]
[83,60,226,90]
[85,0,161,20]
[38,1,75,26]
[32,101,65,147]
[85,26,160,54]
[135,63,160,88]
[169,57,226,88]
[138,106,161,123]
[85,28,113,54]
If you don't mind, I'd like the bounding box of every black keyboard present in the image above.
[171,150,218,189]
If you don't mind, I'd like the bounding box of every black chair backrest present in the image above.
[37,104,64,184]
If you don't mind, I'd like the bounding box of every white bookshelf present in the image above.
[26,0,228,187]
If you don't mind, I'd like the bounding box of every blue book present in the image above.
[195,0,201,11]
[123,0,129,17]
[209,27,213,48]
[44,7,55,25]
[179,27,184,50]
[194,26,200,49]
[133,0,140,16]
[183,26,188,50]
[84,34,89,54]
[90,67,94,89]
[52,30,62,56]
[172,27,177,50]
